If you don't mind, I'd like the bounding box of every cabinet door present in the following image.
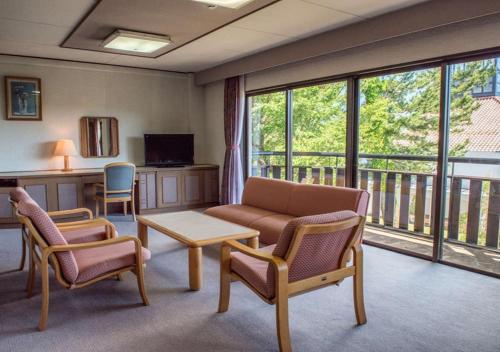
[139,172,157,210]
[55,177,83,211]
[182,170,204,205]
[157,171,182,208]
[0,188,15,223]
[204,169,219,203]
[19,179,50,211]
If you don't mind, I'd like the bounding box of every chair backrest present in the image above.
[10,189,79,283]
[268,210,362,287]
[9,187,32,203]
[104,162,136,193]
[241,177,369,216]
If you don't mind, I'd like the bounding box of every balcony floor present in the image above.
[364,226,500,277]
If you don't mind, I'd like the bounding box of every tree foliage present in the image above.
[249,60,494,173]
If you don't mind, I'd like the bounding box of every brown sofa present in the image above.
[205,177,370,245]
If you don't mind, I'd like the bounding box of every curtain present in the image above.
[221,75,245,204]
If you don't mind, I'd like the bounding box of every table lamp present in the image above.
[54,139,78,172]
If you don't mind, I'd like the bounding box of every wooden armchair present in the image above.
[11,193,150,331]
[218,210,366,352]
[9,188,114,273]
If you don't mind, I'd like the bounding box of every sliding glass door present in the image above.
[442,57,500,274]
[247,91,286,179]
[291,82,347,185]
[358,67,441,258]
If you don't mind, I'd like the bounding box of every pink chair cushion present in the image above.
[61,225,109,244]
[205,204,277,227]
[248,214,295,245]
[73,240,151,283]
[230,245,275,299]
[18,199,79,283]
[9,187,32,203]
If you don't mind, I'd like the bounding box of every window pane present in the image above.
[358,67,441,258]
[247,92,286,178]
[292,82,347,184]
[444,57,500,275]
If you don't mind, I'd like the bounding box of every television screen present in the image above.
[144,134,194,167]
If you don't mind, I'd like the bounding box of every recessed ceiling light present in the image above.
[193,0,255,9]
[102,30,172,54]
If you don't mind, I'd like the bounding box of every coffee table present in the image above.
[137,210,259,291]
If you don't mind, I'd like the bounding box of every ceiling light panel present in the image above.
[102,30,171,54]
[193,0,255,9]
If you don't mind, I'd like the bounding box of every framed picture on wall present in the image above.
[4,76,42,121]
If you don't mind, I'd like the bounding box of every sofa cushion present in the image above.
[61,225,109,244]
[241,177,294,214]
[205,204,277,227]
[9,187,32,203]
[249,214,295,245]
[18,199,79,283]
[74,240,151,283]
[231,244,275,298]
[287,183,368,217]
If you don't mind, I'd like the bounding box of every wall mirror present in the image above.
[80,117,119,158]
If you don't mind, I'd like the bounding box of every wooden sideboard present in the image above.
[0,165,219,227]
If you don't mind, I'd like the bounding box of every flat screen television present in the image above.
[144,134,194,167]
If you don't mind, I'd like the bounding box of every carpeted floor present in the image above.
[1,218,499,352]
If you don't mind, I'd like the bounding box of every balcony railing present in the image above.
[251,151,500,250]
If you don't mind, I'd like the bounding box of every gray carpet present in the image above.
[1,219,499,352]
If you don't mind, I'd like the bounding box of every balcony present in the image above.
[251,151,500,276]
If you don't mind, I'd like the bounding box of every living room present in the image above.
[0,1,499,351]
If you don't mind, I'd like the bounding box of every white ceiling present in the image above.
[0,0,428,72]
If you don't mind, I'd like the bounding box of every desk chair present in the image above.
[95,162,136,221]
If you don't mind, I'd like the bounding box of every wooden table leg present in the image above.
[138,222,148,249]
[247,236,259,249]
[188,246,202,291]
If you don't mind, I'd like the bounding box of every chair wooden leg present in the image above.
[135,265,149,306]
[26,237,35,297]
[116,273,123,281]
[131,199,136,222]
[19,232,26,271]
[95,199,99,217]
[38,258,50,331]
[123,201,127,216]
[275,267,292,352]
[218,245,231,313]
[276,293,292,352]
[353,244,367,325]
[103,200,107,218]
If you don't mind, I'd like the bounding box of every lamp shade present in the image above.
[53,139,78,156]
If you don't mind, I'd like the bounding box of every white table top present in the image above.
[137,210,259,246]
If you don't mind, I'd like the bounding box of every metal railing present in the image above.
[251,151,500,250]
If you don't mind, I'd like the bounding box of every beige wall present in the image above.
[246,13,500,91]
[0,56,205,172]
[203,80,226,182]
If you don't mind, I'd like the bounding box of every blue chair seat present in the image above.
[96,192,131,199]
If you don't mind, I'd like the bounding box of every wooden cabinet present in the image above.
[0,187,15,224]
[182,170,204,205]
[139,172,157,210]
[18,177,83,212]
[157,171,182,208]
[204,169,219,203]
[0,165,219,227]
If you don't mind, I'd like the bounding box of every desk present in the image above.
[0,165,219,227]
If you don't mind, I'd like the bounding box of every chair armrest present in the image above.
[95,183,105,188]
[57,218,117,238]
[47,208,93,220]
[222,240,287,268]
